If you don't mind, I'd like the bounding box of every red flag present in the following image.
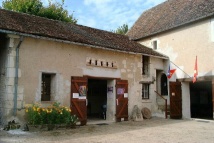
[193,56,198,83]
[167,65,176,79]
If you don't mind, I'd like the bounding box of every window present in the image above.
[142,84,149,99]
[152,40,157,50]
[142,55,149,75]
[41,73,56,101]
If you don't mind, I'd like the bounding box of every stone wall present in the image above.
[0,34,24,125]
[0,33,8,125]
[0,33,166,123]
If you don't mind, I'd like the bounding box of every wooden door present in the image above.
[170,82,182,119]
[116,79,128,121]
[71,76,87,125]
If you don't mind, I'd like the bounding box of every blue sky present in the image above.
[0,0,166,31]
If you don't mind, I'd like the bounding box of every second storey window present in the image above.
[152,40,157,50]
[142,55,149,75]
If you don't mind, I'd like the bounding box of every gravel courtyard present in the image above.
[1,117,214,143]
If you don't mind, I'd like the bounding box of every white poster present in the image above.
[73,93,79,98]
[107,93,113,99]
[79,96,87,99]
[124,93,128,98]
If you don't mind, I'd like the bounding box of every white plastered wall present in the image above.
[17,36,149,122]
[182,82,191,118]
[106,80,116,121]
[138,17,214,119]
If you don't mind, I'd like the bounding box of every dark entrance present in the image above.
[190,81,213,119]
[87,79,107,120]
[161,74,168,95]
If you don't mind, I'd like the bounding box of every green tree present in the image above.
[38,0,77,23]
[2,0,42,14]
[112,24,129,35]
[2,0,77,24]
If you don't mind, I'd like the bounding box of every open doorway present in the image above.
[161,74,168,96]
[87,79,107,120]
[190,81,213,119]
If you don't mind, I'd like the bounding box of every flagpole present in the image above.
[170,61,192,78]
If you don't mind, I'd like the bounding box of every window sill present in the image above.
[142,99,152,103]
[41,101,53,103]
[41,101,55,106]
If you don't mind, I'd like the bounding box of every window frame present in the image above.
[142,55,149,75]
[152,40,158,50]
[142,84,150,99]
[41,72,56,102]
[41,73,51,101]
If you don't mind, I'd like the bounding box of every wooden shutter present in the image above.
[170,82,182,119]
[116,79,128,121]
[71,76,87,125]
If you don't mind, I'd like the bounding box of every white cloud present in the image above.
[97,0,166,30]
[0,0,166,31]
[40,0,49,6]
[83,0,113,6]
[145,0,166,6]
[69,0,166,30]
[78,16,97,28]
[41,0,65,6]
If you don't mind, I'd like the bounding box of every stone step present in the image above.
[158,105,170,111]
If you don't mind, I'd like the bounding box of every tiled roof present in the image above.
[0,9,167,58]
[127,0,214,40]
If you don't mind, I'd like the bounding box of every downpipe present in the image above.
[13,36,24,116]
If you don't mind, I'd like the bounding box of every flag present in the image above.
[193,56,198,83]
[167,65,176,79]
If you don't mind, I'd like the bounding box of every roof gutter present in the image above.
[0,29,168,60]
[141,53,168,60]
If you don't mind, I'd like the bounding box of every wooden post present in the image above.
[165,99,167,119]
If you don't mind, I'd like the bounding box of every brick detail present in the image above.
[86,57,117,69]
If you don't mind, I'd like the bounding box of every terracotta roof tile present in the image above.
[127,0,214,40]
[0,9,167,58]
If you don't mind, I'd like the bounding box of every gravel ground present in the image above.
[1,117,214,143]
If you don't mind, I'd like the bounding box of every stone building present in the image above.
[0,9,167,125]
[127,0,214,119]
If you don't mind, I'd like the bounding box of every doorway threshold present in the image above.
[191,118,214,123]
[87,119,114,125]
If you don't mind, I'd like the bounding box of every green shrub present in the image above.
[25,102,78,126]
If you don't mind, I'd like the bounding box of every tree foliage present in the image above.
[2,0,77,23]
[112,24,129,35]
[2,0,42,14]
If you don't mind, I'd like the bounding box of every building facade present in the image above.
[127,0,214,119]
[0,9,167,125]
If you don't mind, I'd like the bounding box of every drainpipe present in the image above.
[13,36,24,116]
